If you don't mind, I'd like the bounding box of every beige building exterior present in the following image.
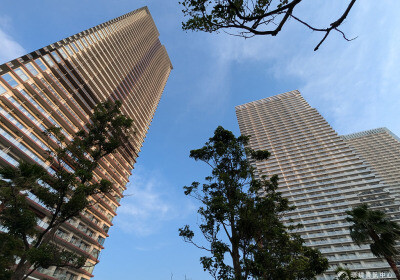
[235,90,400,279]
[0,7,172,280]
[342,128,400,199]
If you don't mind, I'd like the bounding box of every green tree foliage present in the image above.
[179,126,328,280]
[179,0,358,50]
[346,204,400,280]
[0,101,132,280]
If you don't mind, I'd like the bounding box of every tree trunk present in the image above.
[385,256,400,280]
[232,243,241,280]
[230,219,242,280]
[231,226,243,280]
[11,260,32,280]
[11,228,57,280]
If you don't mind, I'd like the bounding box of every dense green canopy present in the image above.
[0,101,132,280]
[180,126,328,280]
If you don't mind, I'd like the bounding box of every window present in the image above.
[85,263,95,274]
[34,59,47,71]
[70,42,79,52]
[80,241,89,251]
[85,35,93,45]
[110,201,117,211]
[76,40,84,50]
[90,33,97,43]
[64,45,74,56]
[53,268,63,277]
[86,228,94,237]
[56,229,67,239]
[91,248,100,258]
[92,216,99,225]
[25,63,39,76]
[58,48,68,59]
[7,96,39,125]
[70,236,78,245]
[98,30,105,39]
[0,84,6,94]
[18,88,48,117]
[97,236,105,245]
[66,272,77,280]
[2,73,19,87]
[81,38,88,47]
[43,55,55,67]
[51,51,62,63]
[102,225,110,233]
[14,68,29,81]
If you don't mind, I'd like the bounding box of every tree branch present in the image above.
[183,0,358,50]
[184,239,212,252]
[227,0,302,22]
[291,0,357,50]
[21,264,39,280]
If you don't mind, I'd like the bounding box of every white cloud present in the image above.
[115,166,192,236]
[277,1,400,136]
[204,1,400,136]
[0,17,26,64]
[186,33,282,116]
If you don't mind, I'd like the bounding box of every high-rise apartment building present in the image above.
[235,90,400,279]
[0,7,172,280]
[342,128,400,199]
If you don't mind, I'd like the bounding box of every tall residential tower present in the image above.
[342,128,400,199]
[235,91,400,279]
[0,7,172,280]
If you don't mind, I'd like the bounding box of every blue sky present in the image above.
[1,1,400,279]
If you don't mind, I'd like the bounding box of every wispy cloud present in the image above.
[200,1,400,136]
[0,16,26,64]
[116,166,193,236]
[276,1,400,135]
[185,34,281,117]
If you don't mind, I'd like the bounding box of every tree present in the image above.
[0,100,133,280]
[179,0,357,51]
[179,126,328,280]
[346,204,400,280]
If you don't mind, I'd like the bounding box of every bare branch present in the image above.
[335,28,358,41]
[291,0,357,50]
[183,239,212,252]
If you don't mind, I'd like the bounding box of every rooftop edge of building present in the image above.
[341,127,400,142]
[235,89,301,110]
[0,6,173,74]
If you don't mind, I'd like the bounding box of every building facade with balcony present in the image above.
[342,128,400,200]
[0,6,172,280]
[235,90,400,279]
